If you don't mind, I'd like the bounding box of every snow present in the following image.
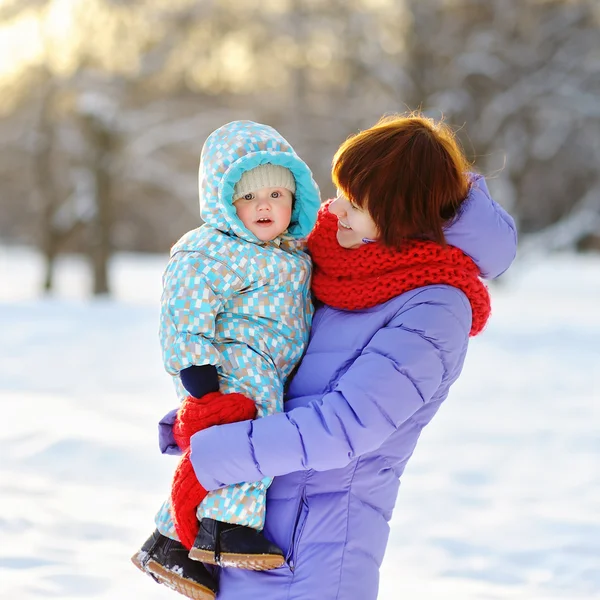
[1,247,598,600]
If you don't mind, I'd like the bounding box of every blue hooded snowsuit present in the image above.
[155,120,321,535]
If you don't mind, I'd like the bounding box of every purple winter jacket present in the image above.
[186,175,517,599]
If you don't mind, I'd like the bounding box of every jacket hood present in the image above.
[198,120,321,242]
[444,174,517,279]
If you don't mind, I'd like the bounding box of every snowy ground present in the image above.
[0,246,598,600]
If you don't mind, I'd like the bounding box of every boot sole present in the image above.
[131,552,216,599]
[189,548,285,571]
[187,548,219,566]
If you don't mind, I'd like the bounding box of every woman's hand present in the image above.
[158,408,182,455]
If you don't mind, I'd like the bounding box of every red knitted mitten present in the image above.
[170,391,256,549]
[172,391,255,450]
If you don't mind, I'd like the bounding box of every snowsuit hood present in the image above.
[197,120,321,243]
[444,173,517,279]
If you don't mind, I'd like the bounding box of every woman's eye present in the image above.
[336,192,358,209]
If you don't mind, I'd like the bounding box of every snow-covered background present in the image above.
[0,247,598,600]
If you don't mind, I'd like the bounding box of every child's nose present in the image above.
[256,195,270,209]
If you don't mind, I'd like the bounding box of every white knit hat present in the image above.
[233,164,296,199]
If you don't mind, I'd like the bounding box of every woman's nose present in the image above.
[329,197,343,216]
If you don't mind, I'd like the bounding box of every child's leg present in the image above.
[197,478,271,530]
[191,479,284,570]
[131,531,218,599]
[187,373,284,569]
[154,497,180,541]
[131,499,219,597]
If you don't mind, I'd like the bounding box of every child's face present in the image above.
[328,191,380,249]
[233,187,294,242]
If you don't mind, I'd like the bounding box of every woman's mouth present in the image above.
[338,220,352,230]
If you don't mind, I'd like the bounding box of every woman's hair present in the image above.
[332,113,471,248]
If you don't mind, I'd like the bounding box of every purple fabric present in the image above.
[158,408,181,456]
[157,363,219,456]
[183,177,517,599]
[444,174,517,278]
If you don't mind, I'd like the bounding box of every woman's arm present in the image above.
[189,286,472,491]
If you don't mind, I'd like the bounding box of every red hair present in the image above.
[332,113,471,248]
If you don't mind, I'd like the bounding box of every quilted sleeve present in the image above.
[189,286,472,490]
[159,251,241,376]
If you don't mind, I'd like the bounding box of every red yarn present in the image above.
[307,202,491,336]
[170,391,256,550]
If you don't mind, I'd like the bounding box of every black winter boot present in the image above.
[131,529,217,599]
[189,518,285,571]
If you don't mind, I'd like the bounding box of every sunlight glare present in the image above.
[0,12,43,80]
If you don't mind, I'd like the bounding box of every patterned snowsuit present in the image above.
[155,120,321,536]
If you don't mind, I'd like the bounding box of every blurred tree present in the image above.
[31,71,64,293]
[404,0,600,255]
[0,0,599,298]
[76,93,120,295]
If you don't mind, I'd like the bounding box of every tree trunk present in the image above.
[32,80,61,294]
[78,105,117,296]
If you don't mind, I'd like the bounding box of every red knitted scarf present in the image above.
[307,202,491,336]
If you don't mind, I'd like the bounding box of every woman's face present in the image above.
[328,192,380,249]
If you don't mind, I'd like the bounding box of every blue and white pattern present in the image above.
[154,121,321,536]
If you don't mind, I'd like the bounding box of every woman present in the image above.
[163,114,517,599]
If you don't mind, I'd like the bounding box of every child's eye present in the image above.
[271,191,281,198]
[243,193,254,201]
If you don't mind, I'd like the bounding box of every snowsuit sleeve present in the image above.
[160,251,241,376]
[189,286,472,490]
